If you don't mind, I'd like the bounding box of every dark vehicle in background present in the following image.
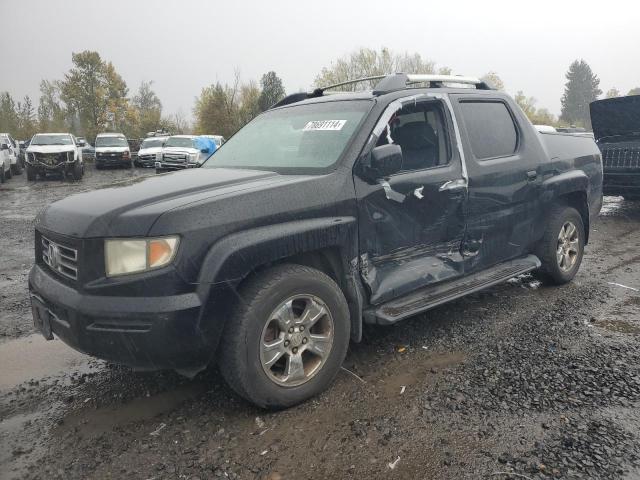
[29,73,602,408]
[135,136,167,167]
[94,133,132,169]
[590,95,640,200]
[81,142,95,160]
[24,133,84,181]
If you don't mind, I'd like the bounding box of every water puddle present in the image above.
[378,351,466,396]
[53,382,206,439]
[0,334,96,390]
[0,410,49,480]
[592,319,640,334]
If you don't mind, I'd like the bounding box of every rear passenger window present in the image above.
[459,101,518,159]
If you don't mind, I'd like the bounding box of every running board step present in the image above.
[366,255,541,325]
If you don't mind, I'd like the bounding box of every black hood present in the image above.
[590,95,640,142]
[36,168,296,238]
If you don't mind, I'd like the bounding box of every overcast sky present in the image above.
[2,0,639,120]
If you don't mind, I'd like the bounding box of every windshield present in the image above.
[202,100,371,173]
[95,136,128,147]
[165,137,196,148]
[140,138,165,149]
[31,134,73,146]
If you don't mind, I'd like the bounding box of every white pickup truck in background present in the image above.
[25,133,84,181]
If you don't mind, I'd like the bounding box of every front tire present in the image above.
[71,162,83,181]
[11,161,22,175]
[26,165,36,181]
[5,165,11,179]
[536,205,585,285]
[219,264,350,409]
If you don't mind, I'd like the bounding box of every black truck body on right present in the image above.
[29,74,603,408]
[590,95,640,199]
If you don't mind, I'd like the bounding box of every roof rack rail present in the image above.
[373,73,492,94]
[270,72,492,109]
[270,75,387,109]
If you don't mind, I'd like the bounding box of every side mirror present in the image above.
[368,144,403,178]
[200,148,209,153]
[0,144,8,151]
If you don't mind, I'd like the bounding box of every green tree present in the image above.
[240,81,262,124]
[560,59,601,128]
[132,81,162,136]
[38,80,68,132]
[258,71,285,111]
[16,96,37,139]
[0,92,18,134]
[515,91,557,126]
[605,87,621,98]
[194,72,260,138]
[60,50,131,139]
[628,87,640,96]
[314,47,441,91]
[481,72,505,91]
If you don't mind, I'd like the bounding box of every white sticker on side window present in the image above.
[303,120,347,131]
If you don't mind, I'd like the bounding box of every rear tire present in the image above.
[72,162,83,181]
[26,165,36,181]
[219,264,350,409]
[6,165,11,180]
[11,162,22,175]
[536,205,585,285]
[0,166,5,183]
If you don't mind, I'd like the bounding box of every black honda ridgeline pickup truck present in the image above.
[29,74,603,408]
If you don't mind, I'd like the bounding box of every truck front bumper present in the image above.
[28,264,213,371]
[155,161,198,171]
[603,171,640,199]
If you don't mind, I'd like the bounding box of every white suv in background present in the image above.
[0,138,12,183]
[0,133,23,175]
[94,133,132,169]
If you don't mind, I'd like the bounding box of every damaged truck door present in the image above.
[355,97,467,304]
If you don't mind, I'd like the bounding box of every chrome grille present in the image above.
[163,153,187,163]
[42,236,78,280]
[601,146,640,169]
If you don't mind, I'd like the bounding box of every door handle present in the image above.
[526,170,538,181]
[439,178,467,192]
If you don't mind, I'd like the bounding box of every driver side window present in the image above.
[377,102,450,172]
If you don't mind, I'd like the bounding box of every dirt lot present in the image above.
[1,167,640,480]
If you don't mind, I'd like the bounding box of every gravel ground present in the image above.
[1,167,640,480]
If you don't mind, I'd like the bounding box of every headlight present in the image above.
[123,150,131,159]
[105,236,179,277]
[189,152,198,163]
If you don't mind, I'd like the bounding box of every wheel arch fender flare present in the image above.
[540,170,591,242]
[195,217,364,341]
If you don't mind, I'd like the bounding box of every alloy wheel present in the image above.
[260,294,334,387]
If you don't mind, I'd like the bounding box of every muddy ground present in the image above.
[1,167,640,480]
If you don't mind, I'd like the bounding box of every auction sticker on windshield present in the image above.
[303,120,347,131]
